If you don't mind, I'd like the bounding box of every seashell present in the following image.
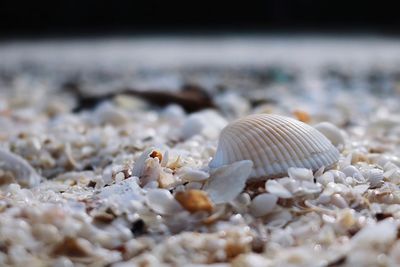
[205,160,253,204]
[341,165,365,183]
[209,114,340,181]
[179,167,210,182]
[0,148,41,187]
[288,167,313,181]
[360,168,384,187]
[145,189,183,215]
[313,122,345,151]
[327,170,346,184]
[265,180,293,198]
[316,172,334,186]
[132,147,154,178]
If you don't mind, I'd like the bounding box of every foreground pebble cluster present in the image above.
[1,63,400,267]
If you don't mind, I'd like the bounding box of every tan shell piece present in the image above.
[209,114,340,181]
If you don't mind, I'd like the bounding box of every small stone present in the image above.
[93,212,115,223]
[288,167,313,181]
[175,190,213,213]
[249,193,278,217]
[265,180,292,198]
[52,237,92,257]
[149,150,163,163]
[293,110,311,123]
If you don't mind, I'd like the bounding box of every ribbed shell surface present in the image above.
[209,114,340,180]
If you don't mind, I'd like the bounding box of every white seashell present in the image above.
[131,147,154,178]
[209,114,340,181]
[249,193,278,217]
[341,165,365,182]
[205,160,253,204]
[314,122,345,151]
[384,161,398,172]
[288,167,313,181]
[314,166,325,178]
[360,168,384,187]
[327,170,346,184]
[179,167,210,182]
[265,180,293,198]
[145,189,183,215]
[369,154,400,169]
[316,172,334,186]
[297,181,322,195]
[0,148,41,187]
[160,150,169,167]
[341,165,358,177]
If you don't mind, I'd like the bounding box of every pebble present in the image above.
[249,193,278,217]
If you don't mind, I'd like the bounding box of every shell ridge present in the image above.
[267,119,312,164]
[245,119,292,173]
[261,116,316,167]
[267,116,331,168]
[233,123,271,174]
[251,118,300,170]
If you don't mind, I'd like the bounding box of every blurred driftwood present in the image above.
[64,82,215,113]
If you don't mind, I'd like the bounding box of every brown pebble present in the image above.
[293,110,311,123]
[93,212,115,223]
[87,180,96,188]
[52,237,91,257]
[351,152,369,164]
[225,242,247,259]
[175,190,213,213]
[149,150,163,163]
[375,212,392,221]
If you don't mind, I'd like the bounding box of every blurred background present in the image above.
[1,0,400,122]
[1,0,400,38]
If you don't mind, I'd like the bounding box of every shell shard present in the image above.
[0,148,41,187]
[209,114,340,181]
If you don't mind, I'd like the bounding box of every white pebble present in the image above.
[265,180,293,198]
[331,193,348,208]
[328,170,346,184]
[250,193,278,217]
[314,122,345,150]
[316,172,334,186]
